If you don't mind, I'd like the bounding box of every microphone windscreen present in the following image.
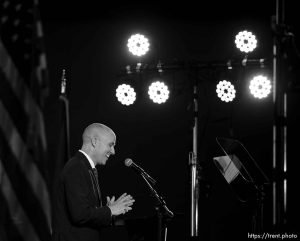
[124,158,133,167]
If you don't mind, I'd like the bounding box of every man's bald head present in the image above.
[82,123,114,144]
[81,123,116,165]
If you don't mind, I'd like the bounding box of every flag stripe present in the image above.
[0,101,51,232]
[0,71,28,139]
[0,38,48,183]
[0,66,48,195]
[0,131,50,241]
[0,161,40,241]
[0,40,47,151]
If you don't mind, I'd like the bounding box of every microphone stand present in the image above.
[139,173,174,241]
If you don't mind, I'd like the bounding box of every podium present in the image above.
[213,137,270,232]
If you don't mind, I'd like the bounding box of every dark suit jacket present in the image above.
[52,151,112,241]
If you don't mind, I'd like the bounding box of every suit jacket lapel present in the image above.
[76,151,102,207]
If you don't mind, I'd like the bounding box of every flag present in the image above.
[0,0,51,240]
[52,69,70,192]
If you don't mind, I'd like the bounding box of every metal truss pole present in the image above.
[189,83,199,237]
[272,0,288,229]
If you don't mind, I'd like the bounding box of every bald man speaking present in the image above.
[51,123,135,241]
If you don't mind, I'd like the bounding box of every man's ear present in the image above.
[91,137,97,147]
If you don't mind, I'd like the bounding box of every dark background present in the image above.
[39,1,300,240]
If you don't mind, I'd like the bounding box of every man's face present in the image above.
[93,131,116,165]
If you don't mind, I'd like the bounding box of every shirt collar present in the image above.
[79,150,95,169]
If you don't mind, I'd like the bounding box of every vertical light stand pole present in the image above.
[272,0,288,229]
[189,83,199,237]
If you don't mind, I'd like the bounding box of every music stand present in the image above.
[212,137,270,232]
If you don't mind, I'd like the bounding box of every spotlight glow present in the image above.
[249,75,271,99]
[216,80,236,102]
[235,30,257,53]
[148,81,169,104]
[127,34,150,57]
[116,84,136,105]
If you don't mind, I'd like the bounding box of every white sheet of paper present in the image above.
[213,155,240,183]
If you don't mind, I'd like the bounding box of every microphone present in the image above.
[124,158,156,185]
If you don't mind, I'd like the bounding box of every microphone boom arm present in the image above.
[140,170,157,185]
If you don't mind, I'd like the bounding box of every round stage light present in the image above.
[249,75,271,99]
[216,80,236,102]
[127,33,150,57]
[148,81,169,104]
[115,84,136,106]
[235,30,257,53]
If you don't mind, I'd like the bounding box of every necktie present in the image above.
[92,168,98,181]
[92,168,102,206]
